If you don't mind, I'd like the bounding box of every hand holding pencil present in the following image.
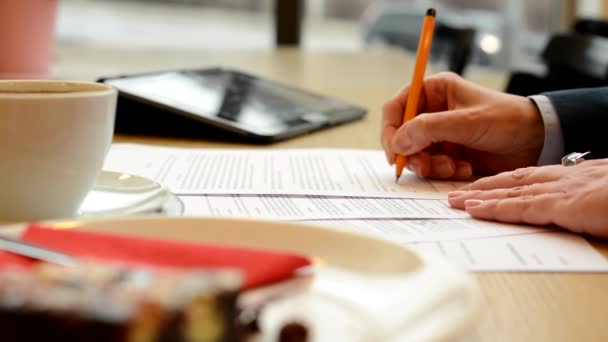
[394,8,436,182]
[381,10,545,180]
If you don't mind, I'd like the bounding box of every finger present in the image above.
[382,98,405,135]
[448,181,563,209]
[462,165,566,191]
[392,72,461,113]
[453,160,473,180]
[409,154,472,180]
[464,192,566,226]
[381,98,402,162]
[428,154,456,179]
[439,142,465,160]
[382,125,397,165]
[391,108,484,156]
[382,83,430,133]
[383,72,461,140]
[382,91,428,162]
[386,73,464,157]
[407,152,432,177]
[389,73,457,114]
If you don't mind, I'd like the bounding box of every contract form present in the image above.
[104,144,465,198]
[103,144,608,272]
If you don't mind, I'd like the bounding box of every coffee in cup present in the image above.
[0,81,117,221]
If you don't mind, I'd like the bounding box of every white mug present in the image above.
[0,80,117,221]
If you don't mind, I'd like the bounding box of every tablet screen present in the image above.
[105,68,357,136]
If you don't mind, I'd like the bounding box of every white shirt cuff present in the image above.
[529,95,565,166]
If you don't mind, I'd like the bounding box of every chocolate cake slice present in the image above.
[0,263,241,342]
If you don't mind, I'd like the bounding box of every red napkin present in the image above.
[0,223,311,289]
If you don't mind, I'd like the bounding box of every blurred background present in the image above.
[56,0,607,75]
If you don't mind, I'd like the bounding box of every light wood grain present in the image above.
[53,45,608,341]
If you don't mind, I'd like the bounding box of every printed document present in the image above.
[408,231,608,272]
[103,144,608,272]
[301,218,549,243]
[180,195,468,220]
[304,220,608,272]
[105,144,466,198]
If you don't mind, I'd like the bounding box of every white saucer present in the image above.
[79,171,184,218]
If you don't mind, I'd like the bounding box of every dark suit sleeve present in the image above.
[543,87,608,159]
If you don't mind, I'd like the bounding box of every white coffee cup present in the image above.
[0,80,117,221]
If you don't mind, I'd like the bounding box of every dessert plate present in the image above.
[6,216,482,341]
[79,170,184,217]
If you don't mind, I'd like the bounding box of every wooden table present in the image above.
[53,45,608,341]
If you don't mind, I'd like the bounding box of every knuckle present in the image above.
[523,194,556,225]
[507,186,526,198]
[518,194,536,202]
[583,159,602,167]
[461,106,484,124]
[562,170,577,181]
[516,195,537,216]
[512,167,536,182]
[435,71,460,83]
[499,195,535,221]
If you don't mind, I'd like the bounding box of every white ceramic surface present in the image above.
[79,170,184,217]
[0,80,116,220]
[9,216,481,341]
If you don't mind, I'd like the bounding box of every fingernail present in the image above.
[465,199,484,208]
[392,130,412,154]
[448,191,466,198]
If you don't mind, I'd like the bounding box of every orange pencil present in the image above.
[395,8,436,182]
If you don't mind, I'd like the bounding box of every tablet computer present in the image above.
[99,67,367,143]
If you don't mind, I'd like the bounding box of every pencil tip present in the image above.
[426,8,436,17]
[395,175,400,184]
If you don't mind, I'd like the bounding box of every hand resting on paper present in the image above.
[447,160,608,238]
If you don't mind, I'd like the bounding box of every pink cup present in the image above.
[0,0,58,79]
